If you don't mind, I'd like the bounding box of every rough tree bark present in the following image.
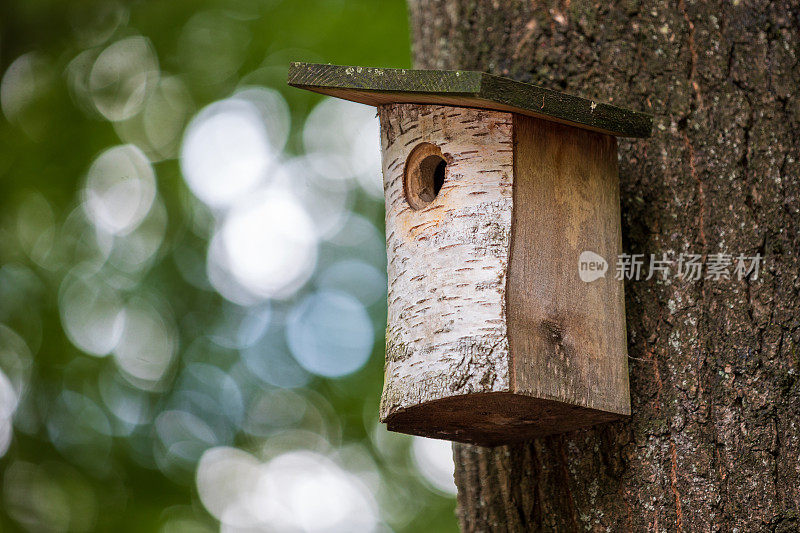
[407,0,800,531]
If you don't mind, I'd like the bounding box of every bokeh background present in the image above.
[0,1,459,531]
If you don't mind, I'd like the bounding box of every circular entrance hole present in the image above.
[403,142,447,210]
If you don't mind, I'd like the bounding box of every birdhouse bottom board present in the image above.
[378,103,630,446]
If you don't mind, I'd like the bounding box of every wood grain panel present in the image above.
[508,114,630,418]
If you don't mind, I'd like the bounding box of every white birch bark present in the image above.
[378,103,514,420]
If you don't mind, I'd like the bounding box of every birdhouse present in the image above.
[289,63,652,446]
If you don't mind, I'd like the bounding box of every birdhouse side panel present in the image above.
[378,103,514,420]
[507,115,630,416]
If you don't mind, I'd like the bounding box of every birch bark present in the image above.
[379,103,514,423]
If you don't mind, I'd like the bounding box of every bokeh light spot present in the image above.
[0,53,54,139]
[82,144,156,236]
[115,76,193,162]
[197,449,378,531]
[287,291,373,378]
[47,391,112,471]
[241,334,310,390]
[108,196,167,273]
[303,98,383,197]
[181,97,275,209]
[15,191,55,267]
[112,298,176,388]
[59,272,125,357]
[411,437,457,496]
[89,36,159,121]
[211,189,318,301]
[317,259,387,307]
[155,410,219,474]
[254,451,379,532]
[196,447,261,528]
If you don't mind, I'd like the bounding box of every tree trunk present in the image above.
[407,0,800,531]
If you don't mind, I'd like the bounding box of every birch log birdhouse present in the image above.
[289,63,652,446]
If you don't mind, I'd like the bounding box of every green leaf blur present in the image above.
[0,1,459,531]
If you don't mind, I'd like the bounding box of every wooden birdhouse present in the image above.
[289,63,652,446]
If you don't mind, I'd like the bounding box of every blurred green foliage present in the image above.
[0,1,459,531]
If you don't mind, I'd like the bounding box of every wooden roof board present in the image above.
[288,62,652,138]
